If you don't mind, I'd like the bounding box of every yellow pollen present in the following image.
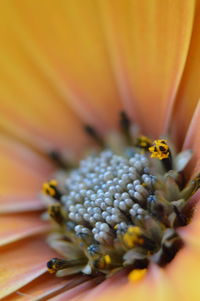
[128,269,147,282]
[123,226,144,248]
[136,136,152,149]
[149,139,169,160]
[104,254,111,264]
[98,255,112,269]
[47,267,56,274]
[42,179,58,196]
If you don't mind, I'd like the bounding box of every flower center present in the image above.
[42,113,199,279]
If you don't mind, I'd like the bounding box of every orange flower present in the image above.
[0,1,200,300]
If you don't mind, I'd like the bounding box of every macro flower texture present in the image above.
[0,0,200,300]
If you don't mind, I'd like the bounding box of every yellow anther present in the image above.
[123,226,144,248]
[149,139,169,160]
[128,269,147,282]
[47,268,56,274]
[136,136,152,150]
[98,254,112,269]
[104,254,111,264]
[42,179,58,197]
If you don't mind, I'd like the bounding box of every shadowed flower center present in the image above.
[42,113,199,279]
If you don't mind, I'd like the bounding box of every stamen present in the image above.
[149,139,172,171]
[47,258,86,274]
[48,150,69,169]
[84,125,104,147]
[123,226,144,248]
[48,203,65,225]
[128,268,147,282]
[149,139,169,160]
[119,111,132,143]
[42,180,62,200]
[135,136,152,151]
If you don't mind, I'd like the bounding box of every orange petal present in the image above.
[79,269,128,301]
[0,212,49,246]
[0,236,57,299]
[4,274,87,301]
[50,277,104,301]
[0,136,53,198]
[182,100,200,178]
[98,0,195,137]
[0,196,45,214]
[0,0,122,146]
[171,2,200,147]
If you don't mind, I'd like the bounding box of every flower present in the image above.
[0,1,200,300]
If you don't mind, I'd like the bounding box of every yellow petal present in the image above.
[0,237,57,299]
[0,213,49,246]
[98,0,195,137]
[171,2,200,147]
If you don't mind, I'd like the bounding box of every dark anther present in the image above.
[48,204,65,225]
[48,150,69,169]
[84,125,104,147]
[173,205,187,226]
[119,111,132,144]
[162,153,173,172]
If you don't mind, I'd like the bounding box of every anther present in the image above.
[149,140,172,171]
[135,136,152,151]
[47,258,86,273]
[42,180,62,200]
[123,226,144,248]
[84,125,105,147]
[119,111,132,144]
[48,150,69,169]
[48,203,65,225]
[128,268,147,282]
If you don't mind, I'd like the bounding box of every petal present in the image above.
[166,246,200,301]
[0,212,49,246]
[98,0,195,137]
[4,274,87,301]
[0,236,57,299]
[182,100,200,178]
[179,190,200,249]
[171,2,200,147]
[0,136,53,213]
[84,265,177,301]
[78,269,128,301]
[0,0,122,149]
[0,196,45,214]
[50,277,104,301]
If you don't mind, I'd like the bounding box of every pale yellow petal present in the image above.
[0,0,122,151]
